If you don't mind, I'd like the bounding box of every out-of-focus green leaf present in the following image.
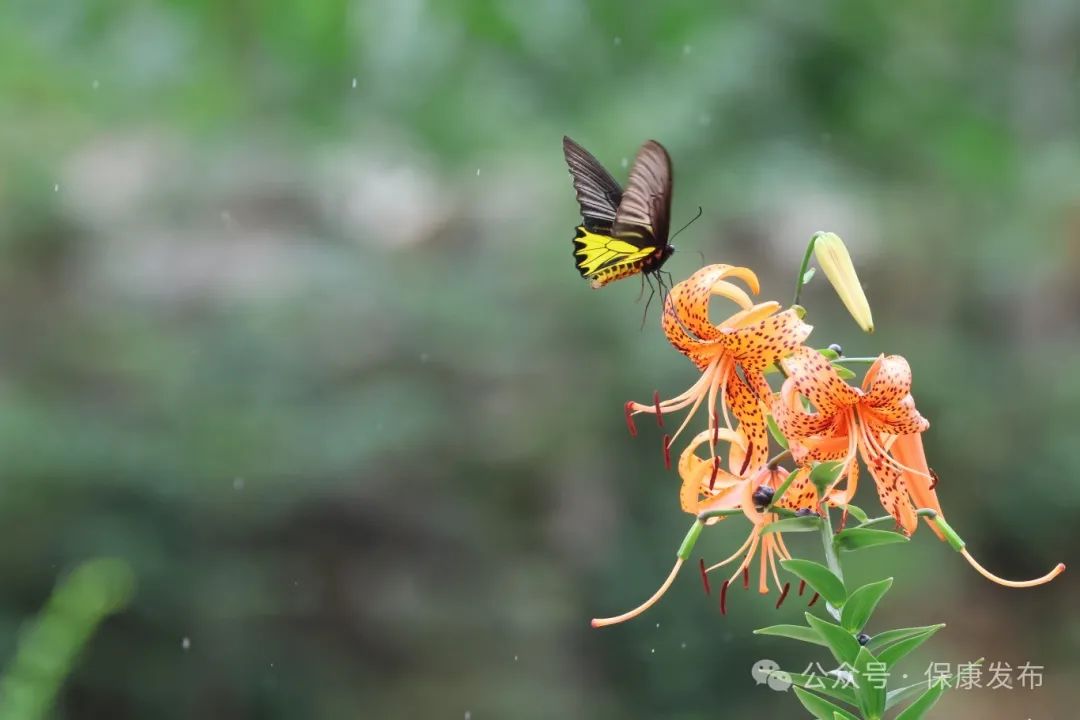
[782,559,846,607]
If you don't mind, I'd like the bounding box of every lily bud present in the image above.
[812,231,874,333]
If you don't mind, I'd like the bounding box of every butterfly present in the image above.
[562,136,675,291]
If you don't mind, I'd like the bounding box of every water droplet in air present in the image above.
[655,622,660,628]
[620,157,628,169]
[351,78,357,89]
[476,168,480,176]
[683,44,693,55]
[53,184,59,192]
[233,477,245,491]
[650,648,655,654]
[181,637,191,650]
[464,713,471,720]
[91,80,100,90]
[420,353,430,363]
[698,114,712,126]
[680,642,687,649]
[514,655,519,661]
[613,37,622,46]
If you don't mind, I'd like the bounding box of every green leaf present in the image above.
[842,503,869,524]
[761,516,822,535]
[834,365,856,380]
[855,515,898,530]
[805,613,860,666]
[802,267,817,285]
[895,680,947,720]
[809,461,845,496]
[853,646,886,718]
[867,624,945,654]
[781,559,846,608]
[878,627,941,669]
[817,345,839,360]
[792,687,860,720]
[834,528,910,552]
[885,681,932,710]
[766,413,789,449]
[785,673,859,708]
[840,578,893,633]
[753,624,827,647]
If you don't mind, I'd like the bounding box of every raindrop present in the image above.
[620,157,629,169]
[420,353,430,363]
[655,623,660,628]
[181,637,191,650]
[53,184,59,193]
[650,648,655,654]
[91,79,100,90]
[680,642,687,649]
[351,78,357,89]
[698,113,712,126]
[613,36,622,46]
[464,713,471,720]
[233,477,245,491]
[683,44,693,55]
[514,655,519,661]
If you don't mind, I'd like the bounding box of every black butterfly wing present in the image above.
[562,136,623,230]
[612,140,672,250]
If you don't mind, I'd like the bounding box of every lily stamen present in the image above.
[591,558,685,628]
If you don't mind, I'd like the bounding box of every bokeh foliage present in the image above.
[0,0,1078,717]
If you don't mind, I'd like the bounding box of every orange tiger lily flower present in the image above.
[679,429,819,598]
[774,345,935,534]
[591,431,819,627]
[625,265,811,473]
[775,346,1064,588]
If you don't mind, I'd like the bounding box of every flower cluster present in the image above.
[592,244,1064,628]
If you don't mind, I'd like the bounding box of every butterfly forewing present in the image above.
[612,140,672,248]
[562,136,623,229]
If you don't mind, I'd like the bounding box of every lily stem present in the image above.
[818,504,844,621]
[831,357,878,365]
[792,233,820,307]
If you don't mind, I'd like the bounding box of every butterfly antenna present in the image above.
[669,206,703,242]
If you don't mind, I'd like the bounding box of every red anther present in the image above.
[798,579,806,596]
[738,442,753,476]
[653,390,664,427]
[742,566,750,589]
[839,508,849,531]
[699,558,711,596]
[711,411,720,440]
[708,457,720,490]
[807,592,820,608]
[662,435,672,470]
[775,582,791,609]
[719,580,729,615]
[624,401,638,437]
[929,468,939,491]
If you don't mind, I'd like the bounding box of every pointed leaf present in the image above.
[895,680,947,720]
[834,365,856,380]
[886,680,932,710]
[754,624,827,647]
[853,646,886,718]
[781,559,846,608]
[868,624,945,654]
[766,413,789,449]
[785,673,859,708]
[834,527,910,552]
[802,267,817,285]
[809,461,845,497]
[806,613,860,666]
[840,578,893,633]
[761,516,822,535]
[878,628,940,669]
[792,687,860,720]
[841,503,869,524]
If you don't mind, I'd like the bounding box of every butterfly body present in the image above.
[562,136,674,288]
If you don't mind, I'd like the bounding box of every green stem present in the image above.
[792,233,820,307]
[818,505,844,621]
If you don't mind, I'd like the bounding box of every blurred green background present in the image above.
[1,1,1078,718]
